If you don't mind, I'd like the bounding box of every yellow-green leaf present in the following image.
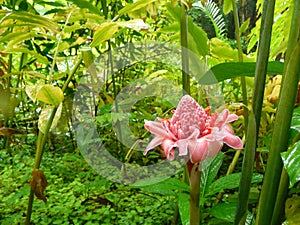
[36,84,64,106]
[239,18,250,35]
[90,22,119,47]
[117,19,149,31]
[118,0,157,17]
[38,103,62,133]
[223,0,233,15]
[26,85,43,102]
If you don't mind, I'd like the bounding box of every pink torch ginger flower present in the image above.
[144,95,243,163]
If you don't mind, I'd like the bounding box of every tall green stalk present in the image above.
[256,4,300,224]
[231,0,248,131]
[234,0,276,223]
[25,57,82,225]
[234,113,256,224]
[270,2,300,224]
[180,2,190,95]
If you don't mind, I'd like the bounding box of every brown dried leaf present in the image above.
[0,127,25,136]
[30,169,48,203]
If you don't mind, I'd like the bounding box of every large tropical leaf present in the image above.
[118,0,157,17]
[281,141,300,187]
[91,19,149,47]
[0,10,59,31]
[163,3,209,57]
[199,61,284,84]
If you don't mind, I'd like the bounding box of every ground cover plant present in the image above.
[0,0,300,224]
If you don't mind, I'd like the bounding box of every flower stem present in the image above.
[180,2,190,94]
[189,163,201,225]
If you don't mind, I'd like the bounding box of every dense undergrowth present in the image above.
[0,141,177,224]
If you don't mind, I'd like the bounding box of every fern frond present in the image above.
[193,0,226,38]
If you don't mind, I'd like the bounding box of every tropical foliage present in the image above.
[0,0,299,224]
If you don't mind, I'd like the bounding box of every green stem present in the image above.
[252,0,275,128]
[256,0,300,223]
[271,168,289,225]
[49,10,73,82]
[180,2,190,95]
[235,0,276,223]
[190,163,201,225]
[234,113,256,224]
[25,57,82,225]
[256,41,300,225]
[231,0,248,131]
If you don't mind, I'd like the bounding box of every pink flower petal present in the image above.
[188,139,209,163]
[227,114,239,122]
[206,140,223,158]
[144,136,164,155]
[162,139,176,160]
[223,132,243,149]
[176,139,189,156]
[144,120,170,138]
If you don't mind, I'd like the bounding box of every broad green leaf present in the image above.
[26,85,43,102]
[118,0,157,17]
[187,16,209,57]
[199,61,284,84]
[130,177,189,195]
[82,47,95,68]
[290,106,300,133]
[178,192,190,225]
[117,19,149,31]
[3,47,48,64]
[223,0,234,15]
[69,0,101,15]
[165,4,208,57]
[210,203,236,222]
[200,152,224,205]
[91,19,148,47]
[1,10,59,31]
[281,141,300,187]
[284,196,300,225]
[210,203,254,224]
[38,103,62,133]
[57,41,70,53]
[36,84,64,106]
[0,31,35,44]
[207,173,263,196]
[240,18,250,34]
[90,22,119,47]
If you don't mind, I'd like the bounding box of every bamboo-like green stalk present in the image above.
[25,57,82,225]
[269,2,300,224]
[180,2,190,95]
[231,0,248,131]
[234,0,276,223]
[271,168,289,225]
[256,27,300,225]
[234,113,256,224]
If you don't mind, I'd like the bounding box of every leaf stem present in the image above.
[231,0,248,131]
[25,56,82,225]
[180,2,190,95]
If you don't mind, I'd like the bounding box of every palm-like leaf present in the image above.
[193,0,226,38]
